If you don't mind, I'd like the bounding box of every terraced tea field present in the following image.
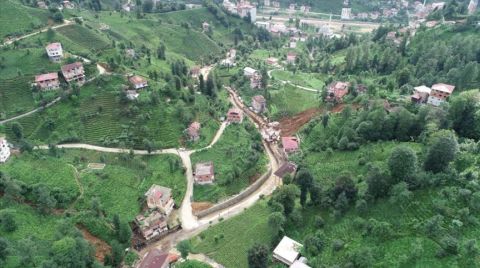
[0,76,36,117]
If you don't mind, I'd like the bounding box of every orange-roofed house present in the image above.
[427,83,455,106]
[286,52,297,64]
[35,72,60,90]
[190,66,201,78]
[45,42,63,62]
[129,75,148,90]
[227,107,244,123]
[144,184,174,216]
[61,62,85,85]
[137,249,169,268]
[194,161,215,184]
[282,136,300,155]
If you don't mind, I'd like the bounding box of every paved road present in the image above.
[0,97,62,125]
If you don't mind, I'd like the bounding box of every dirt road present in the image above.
[1,19,74,47]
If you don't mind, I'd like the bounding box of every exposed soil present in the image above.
[249,173,262,184]
[192,202,214,213]
[79,226,111,263]
[279,108,322,136]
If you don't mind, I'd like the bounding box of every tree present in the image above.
[142,0,154,12]
[157,43,166,60]
[366,165,391,199]
[46,28,55,41]
[424,130,458,173]
[268,212,286,234]
[389,182,412,210]
[118,220,132,244]
[17,237,36,267]
[177,240,192,259]
[388,146,417,184]
[109,240,124,267]
[295,169,313,207]
[0,237,8,262]
[50,237,94,268]
[0,209,17,232]
[304,231,326,256]
[271,184,300,216]
[247,244,269,268]
[10,122,24,139]
[309,182,322,206]
[449,90,480,139]
[199,74,205,94]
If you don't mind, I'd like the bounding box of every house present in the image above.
[126,90,139,100]
[252,95,266,113]
[0,138,11,163]
[273,236,304,266]
[187,121,201,141]
[61,62,85,85]
[282,137,299,155]
[137,248,169,268]
[129,75,148,90]
[194,161,215,184]
[202,21,210,31]
[63,1,74,9]
[318,24,333,38]
[228,48,237,59]
[125,48,136,58]
[37,1,48,9]
[45,42,63,62]
[411,85,431,103]
[326,81,350,103]
[274,162,297,179]
[290,259,311,268]
[244,67,258,77]
[237,1,257,22]
[290,41,297,48]
[266,57,279,65]
[272,1,280,8]
[264,0,270,7]
[256,21,271,29]
[190,66,201,78]
[341,7,352,20]
[135,211,168,240]
[286,52,297,64]
[250,72,262,89]
[427,83,455,106]
[227,107,244,123]
[468,0,479,14]
[144,184,175,216]
[35,72,60,90]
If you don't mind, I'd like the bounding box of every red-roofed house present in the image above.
[129,75,148,90]
[35,72,60,90]
[427,83,455,106]
[194,161,215,184]
[137,249,169,268]
[266,57,279,65]
[326,81,350,103]
[286,52,297,64]
[145,184,174,216]
[61,62,85,85]
[187,121,201,141]
[190,66,201,78]
[252,95,266,113]
[282,136,300,154]
[227,107,243,123]
[45,42,63,62]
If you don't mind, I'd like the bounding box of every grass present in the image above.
[55,24,111,53]
[0,0,50,38]
[0,76,37,118]
[0,48,61,79]
[268,84,320,117]
[191,121,267,203]
[190,141,480,267]
[270,70,326,89]
[191,200,273,268]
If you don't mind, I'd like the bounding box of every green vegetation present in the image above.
[0,48,60,79]
[56,24,111,53]
[191,201,272,268]
[0,77,37,118]
[192,121,267,202]
[176,260,211,268]
[0,0,50,38]
[270,70,326,89]
[268,84,320,118]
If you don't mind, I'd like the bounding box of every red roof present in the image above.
[432,83,455,94]
[282,137,299,151]
[129,75,147,85]
[228,107,242,115]
[46,42,62,50]
[61,62,83,73]
[35,72,58,82]
[138,249,169,268]
[252,95,266,103]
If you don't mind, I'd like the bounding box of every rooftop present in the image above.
[252,95,266,103]
[228,107,242,115]
[414,85,431,94]
[432,83,455,94]
[273,236,303,265]
[145,184,172,204]
[46,42,62,50]
[35,72,58,82]
[274,162,297,178]
[61,62,83,72]
[138,248,169,268]
[282,137,299,151]
[129,75,147,85]
[195,161,214,176]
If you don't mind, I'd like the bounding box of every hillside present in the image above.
[0,0,50,38]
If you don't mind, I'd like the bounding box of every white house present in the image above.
[244,67,258,77]
[341,8,352,20]
[0,138,11,163]
[273,236,303,266]
[45,42,63,62]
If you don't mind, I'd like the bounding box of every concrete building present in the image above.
[45,42,63,62]
[427,83,455,106]
[61,62,85,85]
[35,72,60,90]
[129,75,148,90]
[227,108,244,123]
[0,138,10,163]
[273,236,304,266]
[144,184,175,216]
[252,95,266,113]
[341,7,352,20]
[194,161,215,184]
